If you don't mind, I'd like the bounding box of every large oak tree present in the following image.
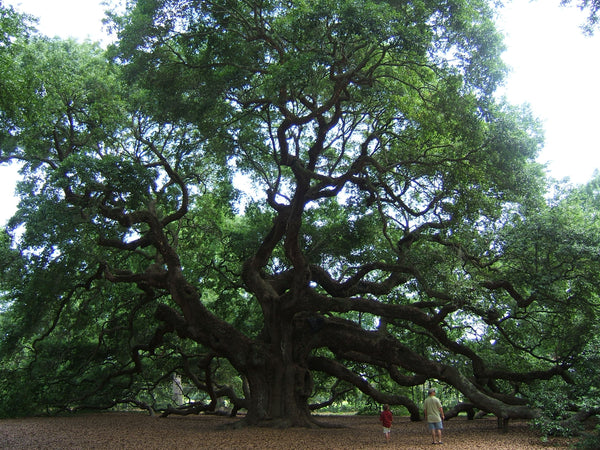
[1,0,599,428]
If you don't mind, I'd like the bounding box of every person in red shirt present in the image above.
[379,403,393,442]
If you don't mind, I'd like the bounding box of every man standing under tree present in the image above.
[424,388,445,444]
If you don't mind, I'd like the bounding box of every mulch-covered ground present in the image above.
[0,412,576,449]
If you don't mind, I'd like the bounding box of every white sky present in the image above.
[1,0,600,225]
[497,0,600,185]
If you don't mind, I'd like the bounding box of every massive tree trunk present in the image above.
[243,296,316,427]
[244,361,314,427]
[158,299,316,426]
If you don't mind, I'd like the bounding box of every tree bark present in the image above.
[243,356,314,427]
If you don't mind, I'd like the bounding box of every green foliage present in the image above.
[0,4,34,149]
[1,0,600,427]
[530,383,584,437]
[575,427,600,450]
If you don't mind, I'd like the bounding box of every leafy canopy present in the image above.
[0,0,598,429]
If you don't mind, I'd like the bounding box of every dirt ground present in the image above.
[0,412,576,449]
